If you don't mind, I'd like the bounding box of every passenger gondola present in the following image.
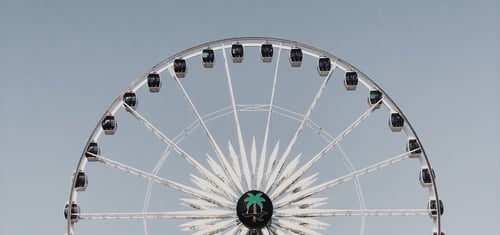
[344,71,358,90]
[317,57,331,76]
[85,142,100,161]
[433,229,445,235]
[260,43,273,63]
[74,171,88,191]
[147,72,161,93]
[389,112,404,132]
[102,115,117,135]
[174,59,187,78]
[420,167,435,187]
[368,90,383,109]
[64,202,80,222]
[407,138,422,158]
[201,49,215,68]
[231,43,244,63]
[289,48,302,67]
[428,199,444,218]
[123,92,137,111]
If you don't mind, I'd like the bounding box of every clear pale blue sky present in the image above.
[0,0,498,234]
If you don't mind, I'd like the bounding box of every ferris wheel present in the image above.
[65,37,443,235]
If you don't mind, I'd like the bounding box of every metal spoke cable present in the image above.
[171,67,244,195]
[271,100,380,199]
[274,218,322,235]
[264,64,335,193]
[78,210,234,220]
[272,103,369,233]
[124,102,238,199]
[258,45,282,190]
[222,44,252,191]
[191,218,238,235]
[89,152,234,209]
[274,149,416,207]
[275,209,430,217]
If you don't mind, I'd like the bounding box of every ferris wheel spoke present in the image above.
[222,45,252,190]
[88,153,234,208]
[292,112,368,233]
[206,155,231,184]
[227,140,242,179]
[123,102,237,199]
[191,218,239,235]
[273,218,323,235]
[264,65,335,193]
[274,150,414,208]
[270,101,379,199]
[260,226,275,235]
[289,197,328,209]
[224,223,244,235]
[180,219,218,231]
[188,173,237,201]
[239,225,250,235]
[274,153,302,188]
[77,210,234,220]
[274,208,430,217]
[250,137,257,187]
[268,223,288,235]
[273,107,369,233]
[289,217,329,230]
[257,46,282,191]
[284,173,319,196]
[264,141,280,185]
[180,198,218,210]
[171,70,244,195]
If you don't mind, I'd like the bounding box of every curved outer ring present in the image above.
[67,36,441,234]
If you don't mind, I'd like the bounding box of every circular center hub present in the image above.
[236,190,273,229]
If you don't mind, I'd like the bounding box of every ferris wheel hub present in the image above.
[236,190,273,230]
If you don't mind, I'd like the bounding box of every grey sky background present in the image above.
[0,0,499,234]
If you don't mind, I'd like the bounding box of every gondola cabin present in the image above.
[420,167,435,187]
[289,48,303,67]
[174,59,187,78]
[201,49,215,68]
[147,72,161,93]
[344,71,358,90]
[428,199,444,218]
[389,112,404,132]
[102,115,117,135]
[317,57,331,76]
[74,171,88,191]
[85,142,100,161]
[64,202,80,223]
[433,229,445,235]
[231,43,244,63]
[123,92,137,111]
[406,138,422,158]
[260,43,273,63]
[368,90,383,109]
